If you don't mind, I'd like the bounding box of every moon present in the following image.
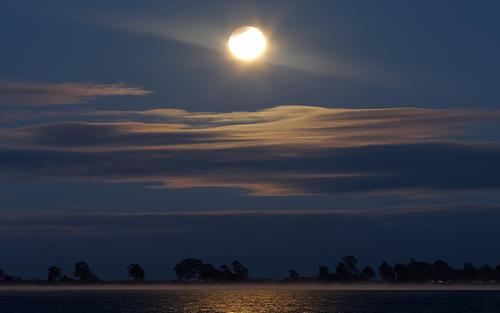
[228,26,267,62]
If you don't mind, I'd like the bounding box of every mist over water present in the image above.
[2,283,500,292]
[1,288,500,313]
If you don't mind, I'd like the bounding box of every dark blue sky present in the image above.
[1,0,500,280]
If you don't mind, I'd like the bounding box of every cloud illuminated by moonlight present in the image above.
[0,105,499,196]
[0,82,152,106]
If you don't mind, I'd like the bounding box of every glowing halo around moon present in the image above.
[228,26,267,61]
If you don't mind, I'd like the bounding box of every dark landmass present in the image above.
[2,256,500,287]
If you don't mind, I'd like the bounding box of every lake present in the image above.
[1,289,500,312]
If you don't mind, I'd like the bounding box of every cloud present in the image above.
[0,105,499,195]
[1,204,498,235]
[2,105,498,152]
[0,143,499,196]
[0,82,152,106]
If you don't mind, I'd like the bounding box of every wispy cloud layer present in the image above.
[0,82,152,106]
[1,204,498,235]
[2,105,498,151]
[0,105,499,195]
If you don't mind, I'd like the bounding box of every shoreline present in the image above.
[2,282,500,292]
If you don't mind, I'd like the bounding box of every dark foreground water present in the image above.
[1,290,500,313]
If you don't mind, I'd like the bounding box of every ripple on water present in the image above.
[0,289,500,313]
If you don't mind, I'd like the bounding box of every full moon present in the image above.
[228,26,267,61]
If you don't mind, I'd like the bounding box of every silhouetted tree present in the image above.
[127,264,145,281]
[47,266,62,282]
[432,260,453,282]
[476,264,495,282]
[174,258,204,281]
[74,262,90,280]
[379,262,396,282]
[336,262,350,281]
[318,266,330,281]
[406,259,433,282]
[288,270,299,281]
[461,263,477,282]
[336,255,360,281]
[0,269,5,280]
[342,255,360,277]
[393,263,409,282]
[173,258,251,282]
[73,261,99,281]
[495,265,500,282]
[231,261,249,281]
[361,266,376,281]
[220,265,232,281]
[199,263,221,281]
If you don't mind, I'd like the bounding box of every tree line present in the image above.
[313,256,500,283]
[2,256,500,283]
[174,258,249,281]
[0,262,146,283]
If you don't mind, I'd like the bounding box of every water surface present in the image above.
[1,289,500,312]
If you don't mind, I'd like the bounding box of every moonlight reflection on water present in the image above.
[0,289,500,312]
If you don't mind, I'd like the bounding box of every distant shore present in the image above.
[2,282,500,291]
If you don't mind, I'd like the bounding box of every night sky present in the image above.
[1,0,500,280]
